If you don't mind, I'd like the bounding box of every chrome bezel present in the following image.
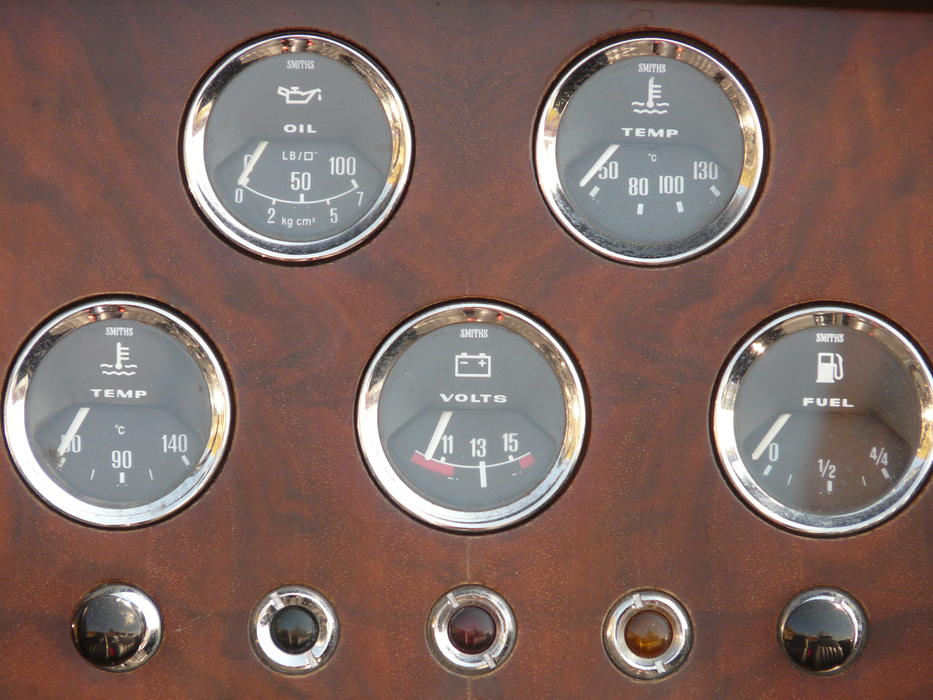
[427,585,516,676]
[535,36,764,265]
[603,589,693,680]
[357,301,587,532]
[3,298,232,528]
[249,585,339,675]
[713,305,933,536]
[778,587,867,675]
[72,582,162,673]
[182,32,412,262]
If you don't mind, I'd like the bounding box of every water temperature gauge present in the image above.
[357,302,586,531]
[183,33,412,261]
[713,306,933,535]
[536,36,764,264]
[4,299,231,527]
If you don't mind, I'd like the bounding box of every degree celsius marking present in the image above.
[239,178,359,205]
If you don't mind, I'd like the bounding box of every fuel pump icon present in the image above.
[816,353,844,384]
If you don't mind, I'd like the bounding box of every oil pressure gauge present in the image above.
[357,302,586,531]
[4,299,231,527]
[536,36,764,264]
[183,33,412,261]
[714,306,933,535]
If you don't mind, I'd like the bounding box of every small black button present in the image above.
[780,588,866,674]
[73,593,145,667]
[270,605,320,654]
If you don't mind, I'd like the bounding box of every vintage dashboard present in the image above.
[0,0,930,697]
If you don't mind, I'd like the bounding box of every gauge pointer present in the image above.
[751,412,791,461]
[424,410,453,461]
[237,140,269,186]
[56,406,90,464]
[578,144,620,188]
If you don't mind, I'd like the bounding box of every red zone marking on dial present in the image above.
[410,452,536,475]
[411,452,455,476]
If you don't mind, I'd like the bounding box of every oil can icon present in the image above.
[454,352,492,378]
[816,353,844,384]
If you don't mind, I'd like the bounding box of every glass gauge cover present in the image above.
[713,306,933,535]
[4,299,232,527]
[357,301,586,532]
[183,33,412,262]
[536,35,764,264]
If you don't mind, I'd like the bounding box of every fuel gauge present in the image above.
[357,302,586,531]
[713,306,933,535]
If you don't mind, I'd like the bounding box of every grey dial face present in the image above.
[715,307,933,535]
[4,301,231,527]
[184,34,411,261]
[358,303,586,531]
[537,37,764,263]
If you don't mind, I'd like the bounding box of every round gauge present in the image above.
[535,36,764,264]
[4,299,231,527]
[183,33,412,262]
[713,306,933,535]
[357,302,586,531]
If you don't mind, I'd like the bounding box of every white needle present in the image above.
[424,411,453,461]
[56,407,90,458]
[751,413,791,461]
[578,144,620,188]
[237,140,268,186]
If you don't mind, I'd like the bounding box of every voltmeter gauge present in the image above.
[183,33,412,262]
[4,299,231,527]
[357,302,586,532]
[713,306,933,536]
[536,36,764,264]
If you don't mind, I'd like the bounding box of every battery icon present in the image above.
[454,352,492,378]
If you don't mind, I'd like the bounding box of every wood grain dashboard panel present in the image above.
[0,1,930,697]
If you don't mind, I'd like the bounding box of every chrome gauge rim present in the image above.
[713,305,933,536]
[357,301,587,532]
[182,33,412,262]
[535,36,764,265]
[4,298,232,527]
